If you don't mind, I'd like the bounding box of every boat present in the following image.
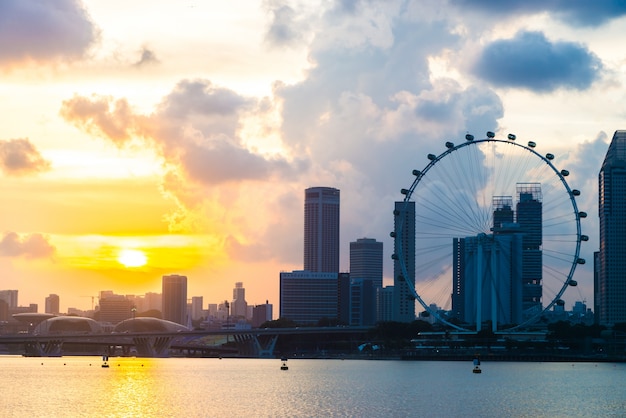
[472,356,481,373]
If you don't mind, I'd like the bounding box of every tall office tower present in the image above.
[231,282,248,318]
[0,290,18,308]
[453,189,538,329]
[492,196,514,230]
[454,234,523,330]
[304,187,340,272]
[350,238,383,287]
[594,251,600,325]
[598,130,626,325]
[349,278,377,326]
[191,296,204,321]
[393,201,415,322]
[337,272,351,325]
[45,294,60,315]
[162,274,188,326]
[516,183,543,317]
[376,286,394,322]
[99,294,133,325]
[144,292,162,312]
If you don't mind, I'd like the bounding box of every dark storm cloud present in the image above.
[0,0,97,64]
[472,31,602,92]
[0,138,51,176]
[450,0,626,26]
[0,232,55,259]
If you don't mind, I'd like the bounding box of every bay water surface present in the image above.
[1,356,624,417]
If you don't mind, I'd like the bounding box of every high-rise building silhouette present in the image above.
[279,270,341,324]
[516,183,543,316]
[453,233,523,330]
[231,282,248,318]
[350,238,383,287]
[452,187,541,330]
[45,294,60,315]
[598,130,626,325]
[349,278,377,326]
[191,296,204,321]
[376,286,395,322]
[349,238,382,326]
[162,274,188,326]
[393,201,415,322]
[251,301,273,327]
[304,187,340,272]
[99,293,133,325]
[0,290,18,308]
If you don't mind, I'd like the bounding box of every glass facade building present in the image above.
[598,130,626,325]
[304,187,340,273]
[279,270,340,325]
[349,238,383,288]
[162,274,188,326]
[393,201,415,322]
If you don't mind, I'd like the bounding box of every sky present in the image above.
[1,0,625,315]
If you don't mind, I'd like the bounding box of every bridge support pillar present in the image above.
[23,340,63,357]
[133,336,174,357]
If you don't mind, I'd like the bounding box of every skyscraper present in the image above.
[162,274,188,326]
[598,130,626,325]
[393,201,415,322]
[304,187,340,272]
[231,282,248,318]
[191,296,204,321]
[349,238,382,325]
[516,183,543,316]
[350,238,383,287]
[45,294,60,315]
[453,233,523,330]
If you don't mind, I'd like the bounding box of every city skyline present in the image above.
[2,1,626,312]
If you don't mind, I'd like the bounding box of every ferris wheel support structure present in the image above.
[394,132,587,332]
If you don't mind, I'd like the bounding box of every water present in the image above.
[1,356,624,417]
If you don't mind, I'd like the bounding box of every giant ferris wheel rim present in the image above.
[395,135,584,332]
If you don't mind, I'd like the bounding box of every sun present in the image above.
[117,249,148,268]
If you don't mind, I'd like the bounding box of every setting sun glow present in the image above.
[117,249,148,268]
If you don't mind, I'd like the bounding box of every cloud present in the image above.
[263,2,308,48]
[472,31,603,92]
[0,0,98,65]
[0,138,51,176]
[0,232,56,259]
[450,0,626,27]
[60,95,138,145]
[133,47,159,67]
[60,80,306,188]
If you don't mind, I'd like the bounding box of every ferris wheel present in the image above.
[394,132,587,332]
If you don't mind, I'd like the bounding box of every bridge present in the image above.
[0,327,372,358]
